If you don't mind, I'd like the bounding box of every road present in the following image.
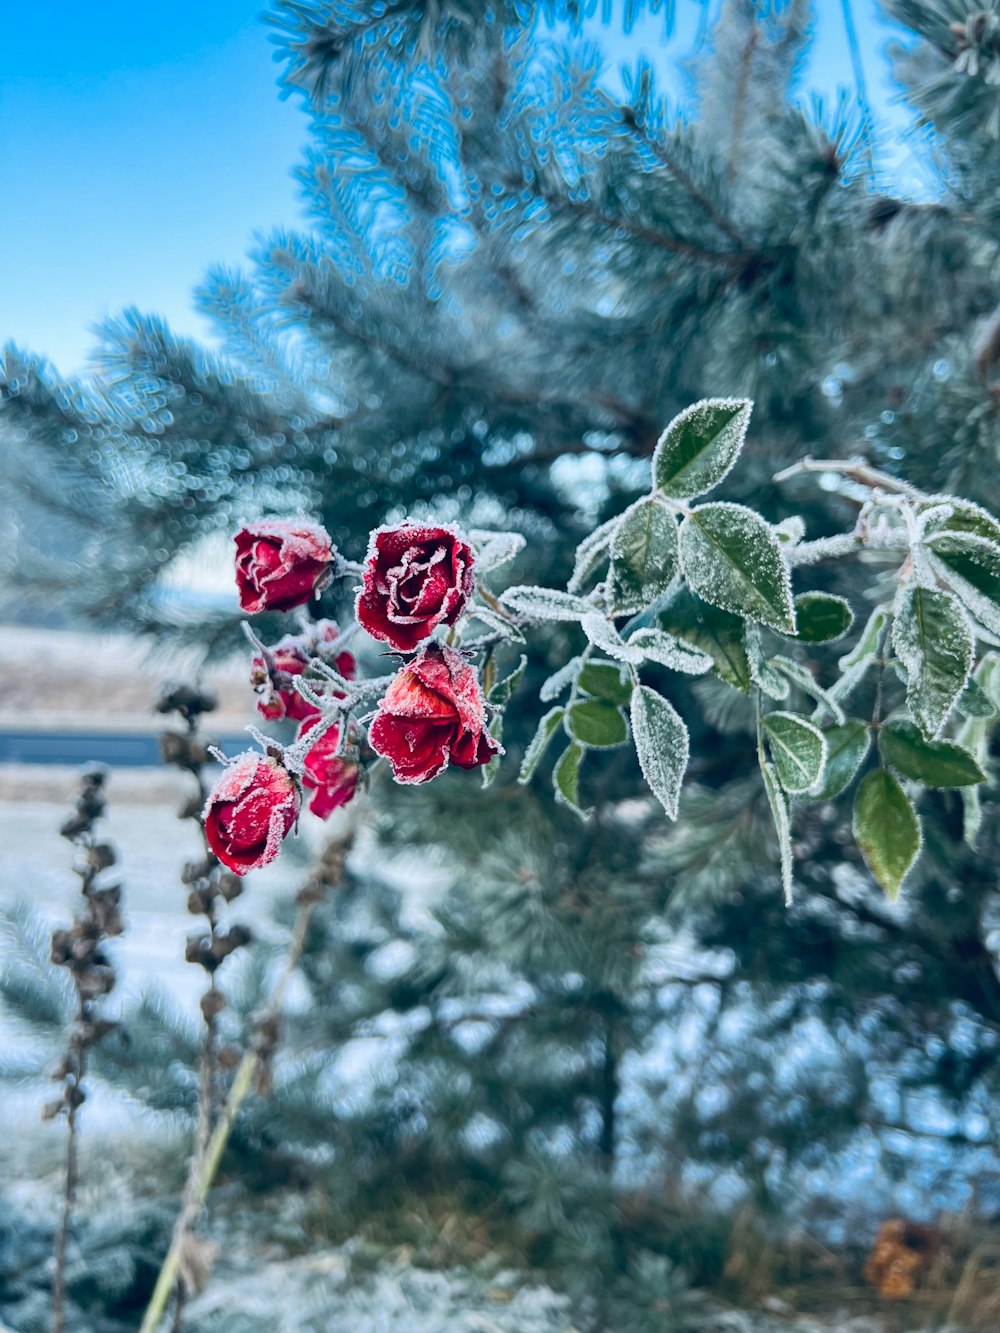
[0,729,249,766]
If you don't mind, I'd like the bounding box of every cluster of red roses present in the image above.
[203,518,501,875]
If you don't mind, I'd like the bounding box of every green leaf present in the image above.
[658,590,751,692]
[877,719,987,788]
[567,700,628,748]
[608,495,679,614]
[760,760,794,905]
[518,707,565,784]
[578,660,633,706]
[958,676,997,720]
[553,742,591,820]
[747,625,790,701]
[925,530,1000,638]
[791,592,854,643]
[481,714,504,788]
[630,685,689,820]
[920,496,1000,545]
[679,502,795,632]
[488,655,527,708]
[653,397,753,499]
[581,613,646,663]
[892,585,973,739]
[808,719,870,801]
[853,769,921,900]
[763,711,827,794]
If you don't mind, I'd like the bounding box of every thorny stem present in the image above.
[138,838,352,1333]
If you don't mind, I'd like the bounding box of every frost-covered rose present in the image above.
[298,717,361,819]
[251,622,356,723]
[356,523,475,651]
[235,519,332,613]
[203,752,299,875]
[369,642,500,784]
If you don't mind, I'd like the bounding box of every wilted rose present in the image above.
[356,522,474,651]
[234,519,332,613]
[251,621,356,723]
[369,642,500,784]
[298,717,361,819]
[203,752,300,875]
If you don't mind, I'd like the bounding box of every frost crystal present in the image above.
[500,586,592,621]
[567,515,618,594]
[468,529,527,573]
[539,656,583,701]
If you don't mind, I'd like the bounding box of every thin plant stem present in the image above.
[51,1008,84,1333]
[138,844,347,1333]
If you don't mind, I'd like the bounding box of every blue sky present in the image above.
[1,1,918,378]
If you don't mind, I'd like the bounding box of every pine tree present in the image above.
[3,1,1000,1328]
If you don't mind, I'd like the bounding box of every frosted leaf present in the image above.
[679,502,796,633]
[853,768,921,900]
[539,656,583,702]
[628,628,713,675]
[760,760,794,905]
[746,624,790,701]
[892,584,973,739]
[838,605,889,671]
[877,719,986,788]
[607,495,679,614]
[488,655,527,708]
[924,530,1000,638]
[763,711,828,795]
[771,655,845,724]
[774,515,806,546]
[962,785,983,848]
[468,529,527,573]
[809,719,870,802]
[500,585,592,622]
[519,707,566,783]
[567,515,618,594]
[481,714,505,788]
[553,741,591,820]
[630,685,689,820]
[467,604,527,643]
[658,590,751,691]
[567,700,628,748]
[919,494,1000,545]
[581,613,646,663]
[577,659,633,704]
[791,592,854,644]
[653,397,753,499]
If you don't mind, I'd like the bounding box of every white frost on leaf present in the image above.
[892,583,974,739]
[679,502,796,633]
[760,760,795,906]
[580,613,646,663]
[627,628,713,675]
[500,586,592,622]
[771,655,846,724]
[467,604,527,643]
[630,685,689,820]
[652,397,753,500]
[567,516,618,594]
[539,656,584,702]
[468,529,527,573]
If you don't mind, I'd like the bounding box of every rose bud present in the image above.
[203,752,300,875]
[356,522,475,652]
[298,717,361,819]
[369,642,501,784]
[250,623,356,724]
[234,519,332,613]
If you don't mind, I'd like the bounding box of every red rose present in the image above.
[203,752,300,875]
[234,519,332,613]
[356,522,475,651]
[298,717,361,819]
[251,622,356,723]
[369,642,500,784]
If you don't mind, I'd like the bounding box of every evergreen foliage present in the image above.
[3,1,1000,1328]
